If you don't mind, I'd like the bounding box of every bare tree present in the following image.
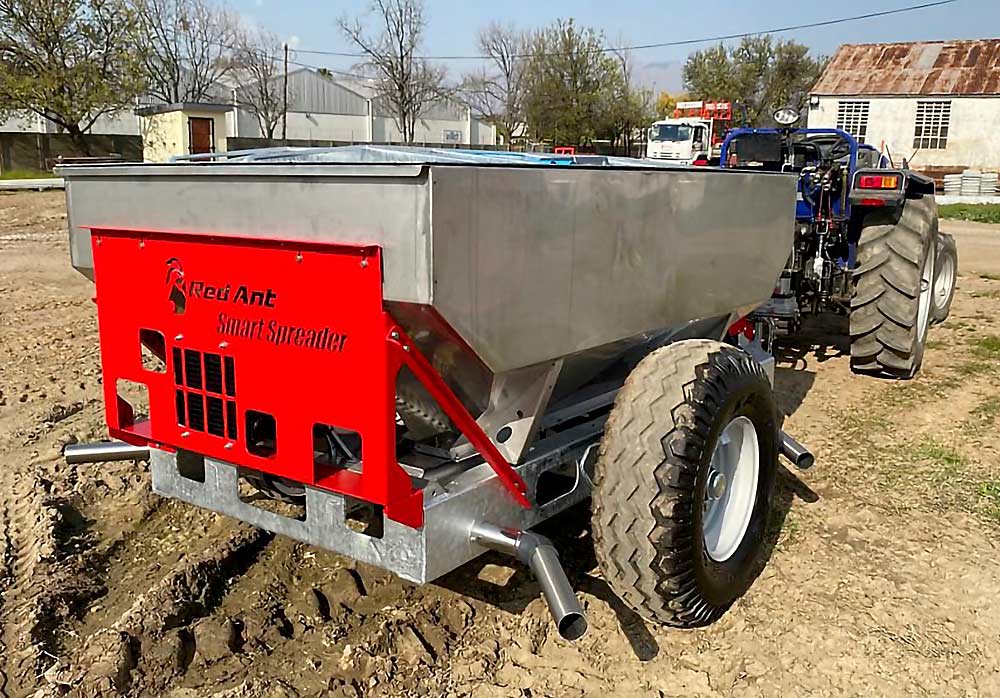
[461,22,526,149]
[233,29,285,139]
[610,45,653,156]
[134,0,240,104]
[0,0,145,141]
[339,0,447,144]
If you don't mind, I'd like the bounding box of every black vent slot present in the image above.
[204,353,223,394]
[172,348,183,384]
[184,349,203,389]
[206,396,225,437]
[175,389,187,425]
[187,393,205,431]
[224,356,236,397]
[226,401,238,439]
[173,347,238,442]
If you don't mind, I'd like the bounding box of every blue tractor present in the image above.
[720,112,957,379]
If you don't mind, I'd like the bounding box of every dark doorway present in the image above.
[188,117,215,155]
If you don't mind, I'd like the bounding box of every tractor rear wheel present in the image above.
[592,339,778,627]
[932,233,957,324]
[850,196,938,378]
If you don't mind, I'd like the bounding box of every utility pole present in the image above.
[282,43,289,141]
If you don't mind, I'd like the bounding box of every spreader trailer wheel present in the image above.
[592,339,782,627]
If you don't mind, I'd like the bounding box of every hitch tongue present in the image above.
[64,441,150,464]
[779,430,814,470]
[470,522,588,641]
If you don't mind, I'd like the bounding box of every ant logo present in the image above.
[165,257,187,314]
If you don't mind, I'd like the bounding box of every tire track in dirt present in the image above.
[0,468,59,698]
[47,523,272,695]
[0,474,11,698]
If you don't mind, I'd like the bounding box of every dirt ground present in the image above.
[2,190,1000,698]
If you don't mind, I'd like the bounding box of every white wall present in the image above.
[809,95,1000,169]
[283,112,370,141]
[223,105,497,146]
[232,108,370,142]
[373,115,473,144]
[82,111,141,136]
[471,119,497,146]
[1,109,139,135]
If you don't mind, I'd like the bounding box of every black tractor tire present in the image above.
[592,339,778,627]
[932,233,957,324]
[850,196,938,378]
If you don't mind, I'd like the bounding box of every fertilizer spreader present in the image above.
[62,147,810,639]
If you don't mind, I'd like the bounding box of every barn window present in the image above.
[913,101,951,150]
[836,101,869,143]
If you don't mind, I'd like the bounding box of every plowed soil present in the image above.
[2,190,1000,697]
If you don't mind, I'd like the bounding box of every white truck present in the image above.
[646,101,733,165]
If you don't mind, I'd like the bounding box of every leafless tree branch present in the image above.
[134,0,240,104]
[232,27,285,139]
[338,0,447,144]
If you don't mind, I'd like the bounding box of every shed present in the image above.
[138,103,231,162]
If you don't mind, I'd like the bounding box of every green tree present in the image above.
[522,19,623,147]
[683,36,826,125]
[0,0,146,140]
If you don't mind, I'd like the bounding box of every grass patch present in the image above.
[924,339,945,350]
[952,360,994,380]
[939,203,1000,224]
[972,396,1000,421]
[778,513,801,548]
[971,290,1000,299]
[0,169,56,180]
[971,335,1000,359]
[977,481,1000,523]
[981,273,1000,282]
[911,437,967,468]
[940,320,971,331]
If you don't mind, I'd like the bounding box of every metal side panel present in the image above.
[63,164,433,304]
[149,416,601,584]
[429,166,796,372]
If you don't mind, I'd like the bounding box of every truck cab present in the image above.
[646,119,712,164]
[646,101,732,165]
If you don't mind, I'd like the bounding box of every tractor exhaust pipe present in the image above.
[470,522,588,641]
[64,441,150,465]
[779,431,814,470]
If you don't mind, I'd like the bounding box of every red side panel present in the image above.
[90,229,423,527]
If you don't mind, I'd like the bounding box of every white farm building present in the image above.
[808,39,1000,174]
[1,68,497,150]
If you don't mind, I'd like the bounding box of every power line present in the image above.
[291,0,958,61]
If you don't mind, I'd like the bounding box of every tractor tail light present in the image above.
[857,174,900,190]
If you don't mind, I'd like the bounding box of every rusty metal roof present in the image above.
[812,39,1000,96]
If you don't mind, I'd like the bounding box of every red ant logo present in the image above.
[165,257,187,314]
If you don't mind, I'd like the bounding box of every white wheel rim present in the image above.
[917,243,935,341]
[934,249,955,312]
[702,416,760,562]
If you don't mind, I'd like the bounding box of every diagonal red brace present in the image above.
[386,322,532,509]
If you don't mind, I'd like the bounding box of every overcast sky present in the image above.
[234,0,999,92]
